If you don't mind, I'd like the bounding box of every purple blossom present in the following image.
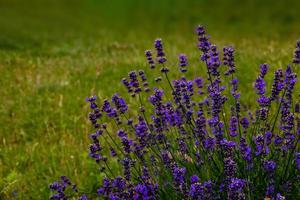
[270,69,284,101]
[189,180,213,200]
[293,40,300,64]
[239,137,252,164]
[49,176,77,200]
[129,71,142,95]
[254,77,266,95]
[145,50,155,69]
[178,54,188,72]
[223,46,235,75]
[134,182,158,200]
[112,93,128,114]
[196,25,211,62]
[154,39,167,64]
[172,165,187,194]
[257,95,270,107]
[240,117,250,131]
[190,175,199,184]
[254,135,269,156]
[263,160,277,172]
[122,157,131,181]
[260,63,269,78]
[224,157,237,178]
[295,152,300,170]
[230,77,240,99]
[207,45,221,76]
[55,27,300,200]
[194,77,204,94]
[204,137,216,151]
[274,134,284,147]
[78,194,87,200]
[228,178,246,200]
[229,114,238,137]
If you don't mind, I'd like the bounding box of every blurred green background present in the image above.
[0,0,300,199]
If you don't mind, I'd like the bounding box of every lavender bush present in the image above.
[50,26,300,199]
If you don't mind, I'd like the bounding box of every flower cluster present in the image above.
[49,176,86,200]
[50,25,300,200]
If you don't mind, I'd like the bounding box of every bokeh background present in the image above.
[1,0,300,199]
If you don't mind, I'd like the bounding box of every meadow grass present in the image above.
[1,0,300,199]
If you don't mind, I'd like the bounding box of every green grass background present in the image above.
[0,0,300,199]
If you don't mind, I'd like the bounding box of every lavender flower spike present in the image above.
[293,40,300,64]
[223,46,235,75]
[178,53,188,72]
[145,50,155,69]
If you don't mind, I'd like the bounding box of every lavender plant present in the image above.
[50,26,300,199]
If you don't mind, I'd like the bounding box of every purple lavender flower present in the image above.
[229,113,238,137]
[204,137,216,151]
[240,117,250,131]
[227,178,246,200]
[194,77,204,94]
[293,40,300,64]
[86,96,102,128]
[86,95,98,109]
[257,95,270,107]
[207,79,227,119]
[122,77,133,94]
[207,45,221,76]
[190,175,199,184]
[295,152,300,170]
[270,69,284,101]
[161,151,172,169]
[231,77,241,99]
[224,157,237,178]
[196,25,211,62]
[102,99,118,119]
[284,65,297,105]
[189,180,213,200]
[134,182,158,200]
[274,134,284,147]
[112,93,128,114]
[49,176,77,200]
[254,77,266,95]
[172,165,186,185]
[178,138,188,154]
[129,71,142,95]
[239,137,252,164]
[178,54,188,72]
[78,194,87,200]
[266,183,275,199]
[172,165,187,195]
[154,39,169,73]
[265,131,273,145]
[260,63,269,78]
[154,39,167,64]
[223,46,235,75]
[254,135,269,156]
[165,106,183,127]
[138,70,150,92]
[122,157,131,181]
[64,28,300,200]
[145,50,155,69]
[172,77,194,108]
[263,160,277,172]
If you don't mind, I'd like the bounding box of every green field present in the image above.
[1,0,300,199]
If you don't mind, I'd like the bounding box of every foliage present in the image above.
[50,26,300,199]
